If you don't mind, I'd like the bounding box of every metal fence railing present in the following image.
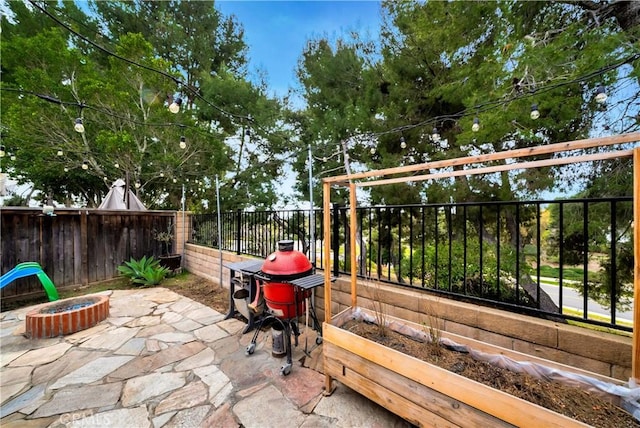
[189,197,634,331]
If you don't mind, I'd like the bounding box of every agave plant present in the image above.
[117,256,170,286]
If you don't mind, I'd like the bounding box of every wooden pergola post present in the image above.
[323,180,334,394]
[349,182,358,308]
[633,147,640,383]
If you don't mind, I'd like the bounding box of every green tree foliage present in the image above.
[294,0,638,205]
[293,0,638,292]
[544,159,634,310]
[1,0,285,209]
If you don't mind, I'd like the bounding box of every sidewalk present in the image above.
[0,288,411,427]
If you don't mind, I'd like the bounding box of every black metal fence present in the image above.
[190,197,634,331]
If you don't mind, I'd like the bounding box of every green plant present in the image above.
[117,256,170,286]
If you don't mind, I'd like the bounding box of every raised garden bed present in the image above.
[323,306,637,428]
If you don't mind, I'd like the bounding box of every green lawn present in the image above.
[537,265,597,282]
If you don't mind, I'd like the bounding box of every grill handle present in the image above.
[254,273,271,282]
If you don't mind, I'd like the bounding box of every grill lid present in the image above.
[261,240,312,279]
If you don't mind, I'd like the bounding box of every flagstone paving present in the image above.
[0,288,411,427]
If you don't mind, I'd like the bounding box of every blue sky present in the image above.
[216,1,382,99]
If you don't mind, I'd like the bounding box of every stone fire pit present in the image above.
[25,294,110,339]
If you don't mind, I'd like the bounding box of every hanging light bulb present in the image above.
[0,145,5,157]
[472,117,480,132]
[114,162,119,169]
[74,118,85,133]
[160,172,165,177]
[431,127,440,142]
[135,180,141,189]
[173,178,177,183]
[103,176,108,181]
[10,153,16,161]
[57,148,63,156]
[370,147,376,155]
[400,136,407,149]
[64,167,69,172]
[82,160,89,170]
[169,97,182,114]
[179,136,186,149]
[530,104,540,120]
[595,86,607,104]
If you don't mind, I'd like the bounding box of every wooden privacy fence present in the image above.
[1,207,175,303]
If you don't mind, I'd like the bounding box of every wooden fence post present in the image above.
[81,210,89,286]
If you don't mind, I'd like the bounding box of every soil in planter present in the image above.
[342,320,639,428]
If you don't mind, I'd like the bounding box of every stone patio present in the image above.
[0,288,411,427]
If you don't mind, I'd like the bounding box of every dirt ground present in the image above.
[162,273,230,314]
[342,320,639,428]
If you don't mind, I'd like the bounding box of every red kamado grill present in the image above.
[260,240,313,318]
[245,240,324,375]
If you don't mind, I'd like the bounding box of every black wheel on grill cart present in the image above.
[245,343,256,355]
[315,336,323,345]
[281,363,292,376]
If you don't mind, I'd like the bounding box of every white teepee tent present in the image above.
[98,179,147,210]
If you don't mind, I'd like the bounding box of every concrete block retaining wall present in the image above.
[183,244,632,381]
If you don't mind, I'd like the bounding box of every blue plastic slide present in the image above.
[0,262,60,301]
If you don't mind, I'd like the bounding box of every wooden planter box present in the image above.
[323,307,624,428]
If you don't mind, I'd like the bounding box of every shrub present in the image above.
[117,256,170,286]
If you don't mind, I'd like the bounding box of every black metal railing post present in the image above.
[332,204,341,277]
[236,209,242,255]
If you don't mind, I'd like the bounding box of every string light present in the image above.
[530,104,540,120]
[431,127,440,142]
[64,167,69,172]
[114,162,119,168]
[74,118,85,133]
[10,153,16,161]
[179,136,186,149]
[400,136,407,149]
[57,148,63,156]
[135,180,141,189]
[472,117,480,132]
[595,86,607,104]
[82,160,89,170]
[370,147,376,155]
[14,0,640,174]
[0,145,5,157]
[168,97,182,113]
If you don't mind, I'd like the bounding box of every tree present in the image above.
[293,0,638,293]
[1,0,286,210]
[91,0,247,106]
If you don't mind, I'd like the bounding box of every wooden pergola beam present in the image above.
[358,150,633,188]
[324,131,640,185]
